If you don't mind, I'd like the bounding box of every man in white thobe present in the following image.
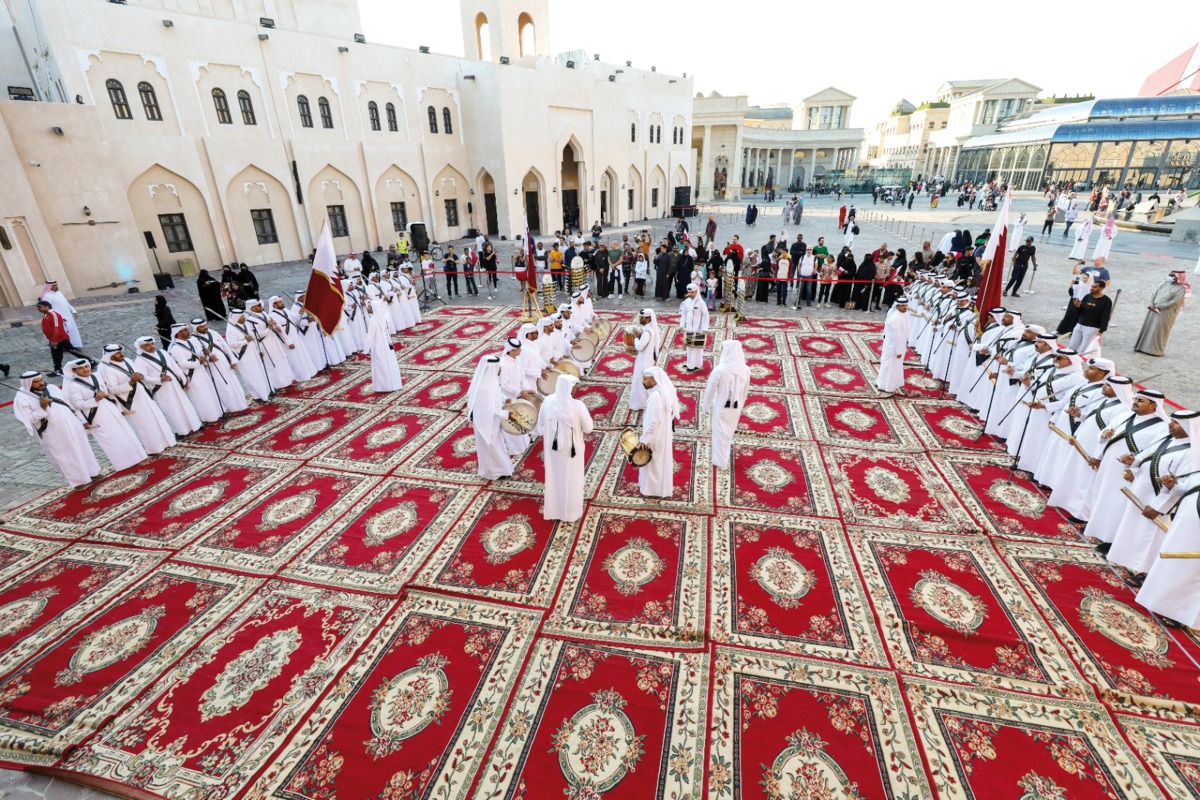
[245,301,296,391]
[875,296,910,395]
[289,295,331,372]
[168,324,224,423]
[703,340,750,469]
[536,316,557,368]
[541,374,592,521]
[62,359,148,473]
[957,308,1009,412]
[225,310,275,401]
[469,356,515,481]
[191,319,250,414]
[12,370,100,488]
[1033,357,1112,489]
[1009,350,1085,474]
[399,264,422,326]
[98,344,176,454]
[638,366,678,498]
[1047,376,1135,520]
[679,283,710,372]
[498,338,532,453]
[133,336,201,437]
[1109,410,1197,575]
[1135,414,1200,626]
[516,324,543,393]
[1088,390,1169,547]
[629,309,659,412]
[366,299,403,393]
[366,275,395,335]
[40,280,82,349]
[271,296,317,382]
[986,331,1055,440]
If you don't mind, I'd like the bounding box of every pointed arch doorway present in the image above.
[560,142,584,230]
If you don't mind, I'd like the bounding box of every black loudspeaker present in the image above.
[408,223,429,253]
[153,273,175,290]
[144,231,157,249]
[673,185,692,207]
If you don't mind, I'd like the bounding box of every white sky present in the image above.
[359,0,1197,128]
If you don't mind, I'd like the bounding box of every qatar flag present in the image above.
[974,191,1009,333]
[302,219,345,335]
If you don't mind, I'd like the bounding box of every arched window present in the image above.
[427,105,438,134]
[656,125,662,144]
[385,102,398,132]
[106,79,131,120]
[137,81,161,121]
[238,90,256,125]
[442,107,453,135]
[368,101,381,131]
[297,95,313,128]
[630,122,636,143]
[318,97,333,129]
[212,88,232,124]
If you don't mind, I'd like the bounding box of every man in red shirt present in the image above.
[37,300,71,376]
[722,235,745,273]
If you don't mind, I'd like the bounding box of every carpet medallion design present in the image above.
[0,309,1187,798]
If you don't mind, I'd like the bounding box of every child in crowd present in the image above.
[817,255,837,308]
[634,253,649,296]
[706,273,718,309]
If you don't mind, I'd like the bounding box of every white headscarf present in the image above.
[467,356,505,444]
[1109,377,1135,409]
[640,308,660,359]
[552,374,580,424]
[466,353,501,418]
[642,366,681,421]
[705,340,750,410]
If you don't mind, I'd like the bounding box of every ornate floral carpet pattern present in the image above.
[0,308,1198,798]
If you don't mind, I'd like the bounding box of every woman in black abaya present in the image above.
[196,269,226,321]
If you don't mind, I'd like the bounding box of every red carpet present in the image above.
[0,308,1191,798]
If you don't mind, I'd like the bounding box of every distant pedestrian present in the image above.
[196,269,226,321]
[1041,205,1057,237]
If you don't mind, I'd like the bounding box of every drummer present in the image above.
[537,316,557,366]
[578,284,596,326]
[516,323,543,393]
[551,313,571,359]
[499,337,534,452]
[679,283,710,372]
[629,309,660,412]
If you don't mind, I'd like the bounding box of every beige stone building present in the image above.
[863,78,1042,181]
[691,88,863,202]
[0,0,693,306]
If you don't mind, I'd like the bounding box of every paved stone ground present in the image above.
[0,191,1197,793]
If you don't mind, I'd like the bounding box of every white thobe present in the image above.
[1136,474,1200,626]
[246,313,295,390]
[367,312,403,392]
[290,307,329,372]
[679,297,710,370]
[875,309,909,393]
[1069,219,1092,260]
[134,350,201,436]
[498,355,531,453]
[1109,444,1192,573]
[169,340,224,423]
[1008,370,1084,472]
[703,366,748,470]
[399,276,421,324]
[1084,416,1169,539]
[366,284,395,335]
[64,375,148,472]
[1032,383,1106,488]
[638,387,674,498]
[945,312,978,397]
[541,396,593,521]
[629,329,656,411]
[272,310,317,382]
[99,361,176,454]
[13,386,100,487]
[224,323,274,401]
[1046,398,1126,519]
[194,331,250,414]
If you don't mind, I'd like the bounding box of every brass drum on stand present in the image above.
[570,255,585,293]
[501,398,540,435]
[619,427,653,467]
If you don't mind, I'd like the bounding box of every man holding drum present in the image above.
[629,309,659,412]
[679,283,710,372]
